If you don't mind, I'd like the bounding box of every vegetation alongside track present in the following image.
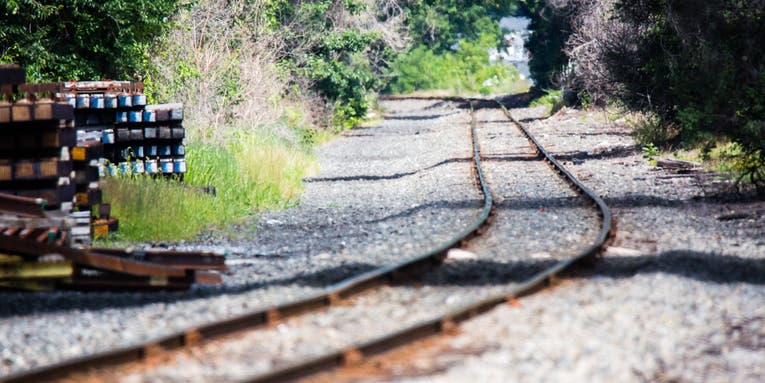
[525,0,765,193]
[2,0,761,241]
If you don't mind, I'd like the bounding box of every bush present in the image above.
[102,133,315,242]
[387,35,520,95]
[0,0,182,81]
[560,0,765,191]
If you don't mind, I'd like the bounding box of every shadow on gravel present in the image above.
[304,157,472,183]
[2,251,761,317]
[382,113,458,121]
[417,250,765,286]
[0,263,379,317]
[570,250,765,285]
[605,194,765,208]
[554,146,640,161]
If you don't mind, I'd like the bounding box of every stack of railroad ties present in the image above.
[0,65,225,291]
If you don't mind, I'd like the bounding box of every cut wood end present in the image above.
[446,249,478,261]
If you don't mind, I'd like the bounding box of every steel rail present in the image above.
[241,98,613,383]
[1,99,494,383]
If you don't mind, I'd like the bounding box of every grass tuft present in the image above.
[100,132,316,243]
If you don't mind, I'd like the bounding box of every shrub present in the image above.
[0,0,182,81]
[560,0,765,191]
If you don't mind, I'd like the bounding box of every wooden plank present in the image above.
[0,261,73,280]
[0,192,46,217]
[0,234,187,277]
[0,280,54,291]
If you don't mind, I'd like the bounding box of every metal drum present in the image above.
[105,93,118,108]
[134,146,144,158]
[143,110,156,122]
[63,93,76,108]
[119,162,131,174]
[117,93,132,108]
[160,158,174,173]
[132,93,147,106]
[115,111,128,123]
[145,159,159,174]
[158,145,172,156]
[132,160,145,174]
[173,158,187,173]
[90,94,104,109]
[107,163,119,177]
[75,94,90,109]
[128,111,142,123]
[172,144,185,156]
[102,129,115,144]
[146,145,158,156]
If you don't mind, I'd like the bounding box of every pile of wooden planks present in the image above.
[63,81,187,180]
[0,193,225,291]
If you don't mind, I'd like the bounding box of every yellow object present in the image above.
[0,261,73,280]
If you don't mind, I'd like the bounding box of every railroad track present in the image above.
[2,97,612,383]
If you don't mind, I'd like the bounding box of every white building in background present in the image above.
[493,16,532,81]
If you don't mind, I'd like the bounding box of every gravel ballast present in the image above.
[0,99,484,376]
[59,101,604,383]
[339,105,764,383]
[2,99,762,382]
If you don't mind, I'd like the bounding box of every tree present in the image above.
[0,0,182,81]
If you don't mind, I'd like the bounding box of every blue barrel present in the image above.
[117,93,132,107]
[105,94,118,108]
[158,145,172,156]
[75,94,90,109]
[91,94,104,109]
[107,164,119,177]
[145,159,159,174]
[173,158,187,173]
[64,94,76,107]
[102,129,115,144]
[115,111,128,123]
[143,110,156,122]
[132,160,145,174]
[128,111,142,123]
[132,94,147,106]
[172,144,185,155]
[119,162,131,174]
[160,158,174,173]
[134,146,144,158]
[146,145,158,156]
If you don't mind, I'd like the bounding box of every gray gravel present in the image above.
[83,104,602,382]
[351,105,765,383]
[0,99,484,376]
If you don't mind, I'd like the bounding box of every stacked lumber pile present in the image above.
[0,66,217,291]
[0,65,93,245]
[61,81,187,179]
[0,193,225,291]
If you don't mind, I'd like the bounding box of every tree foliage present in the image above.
[401,0,517,51]
[519,0,572,89]
[560,0,765,191]
[0,0,183,81]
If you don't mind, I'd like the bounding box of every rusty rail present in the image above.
[1,98,495,383]
[243,98,613,382]
[2,97,612,383]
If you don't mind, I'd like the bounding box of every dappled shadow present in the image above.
[382,112,459,121]
[553,146,640,161]
[304,156,472,183]
[0,262,379,317]
[418,250,765,286]
[3,247,761,317]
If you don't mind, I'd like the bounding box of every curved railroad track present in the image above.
[2,97,612,383]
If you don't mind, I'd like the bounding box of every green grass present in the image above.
[530,90,564,115]
[387,36,527,97]
[100,132,316,242]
